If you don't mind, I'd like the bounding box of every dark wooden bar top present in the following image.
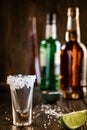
[0,84,87,130]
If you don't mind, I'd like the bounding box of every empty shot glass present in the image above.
[7,74,36,126]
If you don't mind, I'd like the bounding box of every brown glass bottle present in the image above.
[60,8,83,99]
[28,17,41,86]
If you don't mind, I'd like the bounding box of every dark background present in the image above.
[0,0,87,82]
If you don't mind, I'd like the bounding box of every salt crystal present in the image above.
[5,117,10,121]
[44,124,47,129]
[33,111,35,114]
[7,74,36,90]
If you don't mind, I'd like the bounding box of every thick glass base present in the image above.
[13,121,31,126]
[41,90,62,103]
[62,91,83,99]
[12,108,32,126]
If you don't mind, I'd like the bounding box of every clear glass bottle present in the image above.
[40,13,61,102]
[60,7,84,99]
[28,17,41,86]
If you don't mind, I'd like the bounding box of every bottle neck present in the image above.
[45,23,57,39]
[65,8,81,42]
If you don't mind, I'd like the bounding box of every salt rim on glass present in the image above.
[7,74,36,91]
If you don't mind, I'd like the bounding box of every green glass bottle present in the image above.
[40,13,61,102]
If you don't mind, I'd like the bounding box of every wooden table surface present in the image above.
[0,85,87,130]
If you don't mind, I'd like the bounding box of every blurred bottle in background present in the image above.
[28,17,41,86]
[74,8,87,96]
[69,0,87,96]
[40,13,61,102]
[60,7,86,99]
[66,7,87,89]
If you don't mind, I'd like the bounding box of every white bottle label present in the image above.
[54,51,60,75]
[40,48,46,67]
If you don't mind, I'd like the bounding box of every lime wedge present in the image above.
[61,110,87,129]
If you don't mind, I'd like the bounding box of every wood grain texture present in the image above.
[0,0,87,82]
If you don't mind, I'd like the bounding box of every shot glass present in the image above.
[7,74,36,126]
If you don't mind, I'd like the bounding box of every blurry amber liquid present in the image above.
[60,30,83,99]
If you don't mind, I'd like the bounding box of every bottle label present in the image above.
[54,51,60,75]
[40,48,46,67]
[46,24,56,39]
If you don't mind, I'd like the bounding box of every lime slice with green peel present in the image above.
[60,110,87,129]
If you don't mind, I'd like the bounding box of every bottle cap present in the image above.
[67,7,79,17]
[46,13,56,24]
